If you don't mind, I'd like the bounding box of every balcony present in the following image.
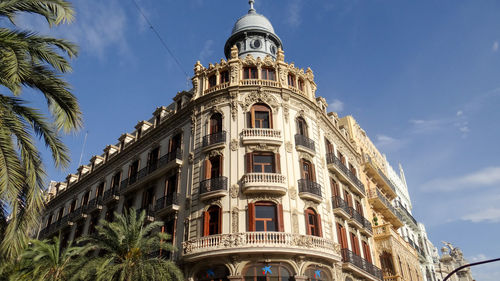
[295,134,315,153]
[239,79,279,88]
[103,188,120,203]
[332,196,351,219]
[341,248,383,280]
[199,176,228,201]
[182,232,340,262]
[60,214,73,227]
[69,207,87,222]
[349,207,373,236]
[326,153,365,196]
[367,189,404,228]
[363,155,397,199]
[204,82,229,94]
[298,179,322,202]
[138,206,155,222]
[154,193,180,217]
[395,202,418,230]
[202,131,226,150]
[121,149,182,194]
[241,173,287,195]
[241,128,282,146]
[85,197,103,213]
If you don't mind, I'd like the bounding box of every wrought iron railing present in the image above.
[332,196,350,214]
[154,193,179,212]
[325,153,365,194]
[341,248,383,280]
[295,134,315,151]
[369,188,404,223]
[103,187,120,202]
[298,179,322,198]
[202,131,227,147]
[200,177,228,194]
[395,202,418,227]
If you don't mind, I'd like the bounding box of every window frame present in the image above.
[305,208,322,237]
[243,67,257,79]
[246,152,281,174]
[203,205,222,236]
[261,68,276,81]
[250,103,272,129]
[248,202,284,232]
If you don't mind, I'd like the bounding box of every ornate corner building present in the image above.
[38,2,472,281]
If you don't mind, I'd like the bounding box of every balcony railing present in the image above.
[69,207,86,222]
[349,207,373,234]
[295,134,315,152]
[326,153,365,194]
[103,187,120,202]
[298,179,322,198]
[200,177,228,194]
[332,196,350,214]
[341,248,383,280]
[86,197,103,212]
[202,131,226,147]
[368,188,404,224]
[242,173,286,185]
[364,154,396,196]
[154,193,179,213]
[183,232,340,259]
[241,128,281,138]
[395,202,418,227]
[204,82,229,94]
[121,149,182,193]
[240,79,279,87]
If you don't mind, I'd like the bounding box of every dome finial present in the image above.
[248,0,256,13]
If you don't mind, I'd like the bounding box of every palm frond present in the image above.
[0,0,75,26]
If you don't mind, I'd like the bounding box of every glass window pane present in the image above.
[266,220,276,231]
[255,220,265,231]
[264,165,273,173]
[253,165,263,173]
[256,205,275,218]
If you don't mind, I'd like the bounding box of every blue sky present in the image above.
[16,0,500,279]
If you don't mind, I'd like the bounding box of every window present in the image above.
[74,222,84,239]
[129,160,139,182]
[142,187,155,210]
[305,266,331,281]
[203,206,222,236]
[205,155,223,179]
[243,67,257,79]
[325,138,334,154]
[105,206,116,222]
[305,208,322,237]
[261,68,276,80]
[287,74,295,87]
[298,79,304,91]
[195,265,229,281]
[330,178,340,197]
[176,99,182,111]
[169,133,182,153]
[210,113,223,134]
[297,117,308,137]
[69,199,77,213]
[338,151,346,165]
[344,190,353,208]
[336,223,348,249]
[220,71,229,84]
[248,202,283,232]
[300,159,315,181]
[47,214,53,226]
[96,182,104,198]
[350,232,361,256]
[355,200,363,216]
[111,172,121,192]
[362,240,372,263]
[208,74,217,88]
[81,191,90,207]
[244,263,291,281]
[88,214,99,235]
[123,196,135,212]
[249,103,272,128]
[380,252,396,276]
[349,163,357,176]
[148,147,160,170]
[245,152,281,174]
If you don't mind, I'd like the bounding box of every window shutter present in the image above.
[275,153,281,173]
[251,108,256,128]
[317,213,323,237]
[204,159,211,180]
[341,227,348,249]
[246,153,253,173]
[277,203,284,232]
[311,163,317,182]
[218,207,222,234]
[336,223,343,248]
[203,211,210,236]
[168,139,173,153]
[248,203,255,231]
[305,212,311,235]
[219,155,224,176]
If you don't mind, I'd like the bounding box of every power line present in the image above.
[130,0,190,80]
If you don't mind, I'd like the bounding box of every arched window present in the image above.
[305,208,322,237]
[296,117,308,137]
[300,159,315,181]
[208,74,217,88]
[244,263,292,281]
[210,113,222,134]
[324,138,334,154]
[250,103,272,128]
[380,252,396,276]
[203,205,221,236]
[248,201,283,232]
[305,266,331,281]
[205,155,223,179]
[195,265,229,281]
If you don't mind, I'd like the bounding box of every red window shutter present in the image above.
[219,155,224,176]
[203,211,210,236]
[248,203,255,231]
[311,163,317,182]
[204,159,211,180]
[168,139,173,153]
[245,153,253,173]
[277,203,284,232]
[317,214,323,237]
[305,212,311,235]
[336,223,343,247]
[341,227,348,249]
[363,241,373,263]
[217,207,222,234]
[275,153,281,173]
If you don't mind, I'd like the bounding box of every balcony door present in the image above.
[250,104,271,129]
[248,202,283,232]
[300,159,315,181]
[305,208,322,237]
[297,117,308,137]
[210,113,222,134]
[148,147,160,170]
[203,205,221,236]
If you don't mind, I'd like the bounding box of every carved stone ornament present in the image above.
[230,184,239,198]
[230,92,238,121]
[230,139,239,151]
[230,45,238,59]
[248,144,278,153]
[207,149,224,159]
[292,212,299,233]
[232,207,239,232]
[230,63,239,84]
[283,104,290,122]
[188,152,194,164]
[239,90,279,112]
[249,194,282,204]
[285,141,293,153]
[207,96,228,108]
[289,187,297,200]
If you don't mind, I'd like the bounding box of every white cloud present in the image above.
[198,40,214,64]
[286,0,303,27]
[462,208,500,223]
[421,166,500,192]
[328,99,344,112]
[493,41,499,52]
[409,118,446,133]
[456,110,463,116]
[374,134,404,152]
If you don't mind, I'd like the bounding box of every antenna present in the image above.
[78,131,88,167]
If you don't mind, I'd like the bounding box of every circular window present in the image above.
[270,45,276,55]
[251,39,261,49]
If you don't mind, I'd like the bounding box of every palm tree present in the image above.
[0,0,81,260]
[10,236,90,281]
[79,208,184,281]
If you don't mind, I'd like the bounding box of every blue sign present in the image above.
[262,265,272,275]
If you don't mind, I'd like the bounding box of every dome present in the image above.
[231,10,275,36]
